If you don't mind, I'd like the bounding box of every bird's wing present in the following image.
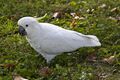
[40,25,101,54]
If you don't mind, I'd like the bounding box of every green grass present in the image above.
[0,0,120,80]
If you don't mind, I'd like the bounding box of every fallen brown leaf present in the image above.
[86,53,97,62]
[108,16,120,22]
[70,12,85,20]
[0,63,15,69]
[108,16,116,21]
[70,12,85,28]
[116,17,120,21]
[70,19,77,28]
[52,12,62,19]
[39,67,52,77]
[98,4,107,9]
[111,7,118,12]
[13,74,28,80]
[103,56,116,64]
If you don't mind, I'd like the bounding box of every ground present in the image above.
[0,0,120,80]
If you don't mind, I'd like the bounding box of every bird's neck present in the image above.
[26,23,43,40]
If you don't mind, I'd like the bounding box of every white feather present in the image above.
[18,17,101,62]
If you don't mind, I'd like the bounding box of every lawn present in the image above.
[0,0,120,80]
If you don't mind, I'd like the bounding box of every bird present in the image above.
[18,17,101,62]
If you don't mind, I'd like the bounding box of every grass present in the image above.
[0,0,120,80]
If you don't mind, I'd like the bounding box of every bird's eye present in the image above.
[26,24,28,27]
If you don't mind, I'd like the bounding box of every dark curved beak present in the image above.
[18,26,27,36]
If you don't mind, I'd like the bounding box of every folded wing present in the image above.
[40,29,101,54]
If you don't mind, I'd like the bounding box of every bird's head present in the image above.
[18,17,38,36]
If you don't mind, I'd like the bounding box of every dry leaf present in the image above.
[13,74,28,80]
[70,13,79,19]
[108,16,120,22]
[116,17,120,21]
[0,63,15,69]
[111,8,118,12]
[86,9,90,13]
[70,12,85,20]
[70,12,85,28]
[39,67,52,77]
[86,9,94,14]
[70,19,77,28]
[98,4,107,8]
[52,12,62,19]
[108,16,116,20]
[79,17,85,20]
[70,13,80,19]
[86,53,97,62]
[70,13,76,16]
[103,56,116,64]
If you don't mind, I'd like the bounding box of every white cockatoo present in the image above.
[18,17,101,62]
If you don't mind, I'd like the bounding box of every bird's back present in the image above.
[37,23,101,54]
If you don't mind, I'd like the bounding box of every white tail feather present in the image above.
[85,35,101,46]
